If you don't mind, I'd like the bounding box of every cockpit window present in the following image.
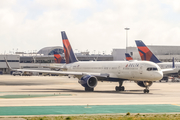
[153,68,158,70]
[147,67,158,71]
[147,68,150,71]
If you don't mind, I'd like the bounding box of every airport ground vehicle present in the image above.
[12,71,22,76]
[159,76,168,82]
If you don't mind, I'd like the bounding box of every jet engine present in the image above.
[136,81,153,87]
[78,75,98,91]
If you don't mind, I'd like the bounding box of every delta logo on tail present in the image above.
[125,53,133,61]
[61,31,78,64]
[135,40,161,63]
[53,51,65,63]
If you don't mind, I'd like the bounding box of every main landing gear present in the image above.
[115,81,125,91]
[85,87,94,92]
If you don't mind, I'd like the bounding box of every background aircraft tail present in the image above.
[172,57,175,68]
[61,31,78,64]
[53,51,65,63]
[125,53,133,61]
[135,40,161,63]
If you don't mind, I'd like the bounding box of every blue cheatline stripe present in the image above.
[0,104,180,116]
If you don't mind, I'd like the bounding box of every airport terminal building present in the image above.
[0,55,20,74]
[1,45,180,74]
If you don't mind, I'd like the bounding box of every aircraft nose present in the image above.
[154,71,163,80]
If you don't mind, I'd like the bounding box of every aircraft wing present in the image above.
[10,68,110,80]
[36,64,66,70]
[161,68,178,74]
[13,68,107,76]
[20,63,65,69]
[35,63,65,69]
[4,58,111,80]
[43,64,65,68]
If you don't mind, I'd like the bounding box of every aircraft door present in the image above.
[139,66,143,74]
[118,66,121,74]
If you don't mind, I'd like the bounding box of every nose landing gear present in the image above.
[144,86,149,93]
[143,81,152,93]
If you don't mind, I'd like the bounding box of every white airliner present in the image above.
[6,31,175,94]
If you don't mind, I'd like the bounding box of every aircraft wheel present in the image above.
[144,89,149,93]
[85,87,94,92]
[115,86,125,91]
[143,89,146,93]
[146,89,149,93]
[120,86,125,91]
[115,86,119,91]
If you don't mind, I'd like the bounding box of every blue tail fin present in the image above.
[61,31,78,64]
[135,40,161,63]
[125,53,133,61]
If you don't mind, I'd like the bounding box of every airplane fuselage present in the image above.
[64,60,163,81]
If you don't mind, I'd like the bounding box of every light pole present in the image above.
[124,28,130,53]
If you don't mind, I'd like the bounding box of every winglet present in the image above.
[172,57,175,68]
[4,57,12,70]
[125,53,133,61]
[135,40,161,63]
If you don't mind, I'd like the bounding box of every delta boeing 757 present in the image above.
[6,31,172,93]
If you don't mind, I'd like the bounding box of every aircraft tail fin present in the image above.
[135,40,161,63]
[53,51,65,63]
[61,31,78,64]
[125,53,133,61]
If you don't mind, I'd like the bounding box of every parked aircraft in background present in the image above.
[36,52,65,69]
[6,32,172,93]
[135,40,180,77]
[53,51,65,63]
[125,53,133,61]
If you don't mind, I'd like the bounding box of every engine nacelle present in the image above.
[136,81,153,87]
[78,75,98,88]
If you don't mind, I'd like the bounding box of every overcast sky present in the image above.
[0,0,180,54]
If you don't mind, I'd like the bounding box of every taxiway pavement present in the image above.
[0,75,180,107]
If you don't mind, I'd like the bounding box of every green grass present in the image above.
[20,114,180,120]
